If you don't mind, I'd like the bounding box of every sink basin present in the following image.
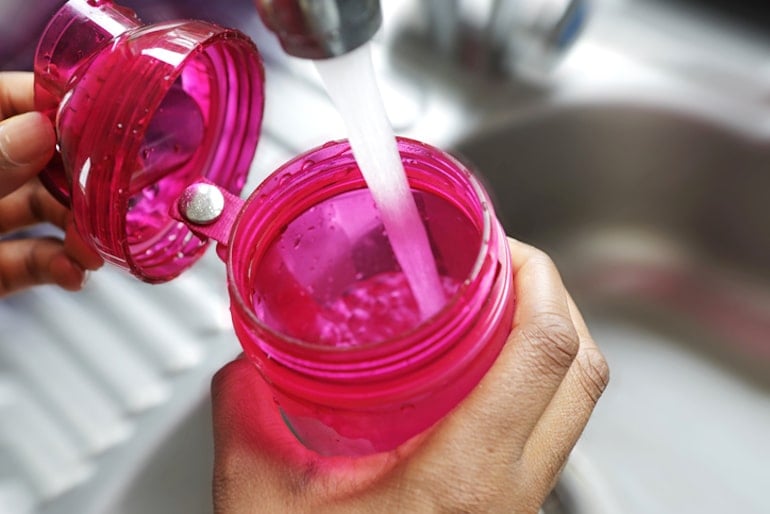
[105,101,770,514]
[457,101,770,376]
[104,100,770,514]
[2,1,769,513]
[456,102,770,513]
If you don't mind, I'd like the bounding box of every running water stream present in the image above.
[314,44,446,318]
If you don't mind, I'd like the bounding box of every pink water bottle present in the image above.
[219,138,515,456]
[34,0,265,282]
[35,0,514,457]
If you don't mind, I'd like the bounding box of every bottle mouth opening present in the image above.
[228,137,497,357]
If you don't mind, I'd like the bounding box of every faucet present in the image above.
[254,0,382,59]
[253,0,586,74]
[424,0,589,77]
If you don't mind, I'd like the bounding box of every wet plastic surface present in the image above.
[34,0,265,282]
[228,138,513,455]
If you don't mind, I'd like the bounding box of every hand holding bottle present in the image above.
[211,238,609,513]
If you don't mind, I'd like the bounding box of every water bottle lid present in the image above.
[33,0,265,282]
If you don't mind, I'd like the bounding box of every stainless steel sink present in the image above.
[448,6,770,511]
[457,101,770,377]
[2,1,769,513]
[456,102,770,514]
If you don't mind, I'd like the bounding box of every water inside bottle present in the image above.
[314,44,446,319]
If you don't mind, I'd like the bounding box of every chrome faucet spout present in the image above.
[255,0,382,59]
[489,0,589,76]
[420,0,589,77]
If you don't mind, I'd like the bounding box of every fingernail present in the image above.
[0,112,55,168]
[81,270,91,289]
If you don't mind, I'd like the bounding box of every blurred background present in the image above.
[1,0,769,513]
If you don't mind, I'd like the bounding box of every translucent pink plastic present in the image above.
[34,0,265,282]
[227,138,515,456]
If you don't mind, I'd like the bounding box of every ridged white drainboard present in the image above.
[0,40,426,513]
[0,130,299,514]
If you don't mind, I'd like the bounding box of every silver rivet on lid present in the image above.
[179,183,225,225]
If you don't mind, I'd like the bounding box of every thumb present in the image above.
[211,357,317,512]
[211,357,410,513]
[212,357,323,478]
[0,112,56,198]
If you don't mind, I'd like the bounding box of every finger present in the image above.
[212,358,391,468]
[212,357,340,514]
[211,358,295,512]
[212,357,313,467]
[0,238,87,297]
[0,180,69,233]
[0,180,104,272]
[0,112,56,198]
[393,240,581,513]
[517,294,609,497]
[431,239,580,452]
[0,72,35,119]
[64,219,104,271]
[211,358,399,512]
